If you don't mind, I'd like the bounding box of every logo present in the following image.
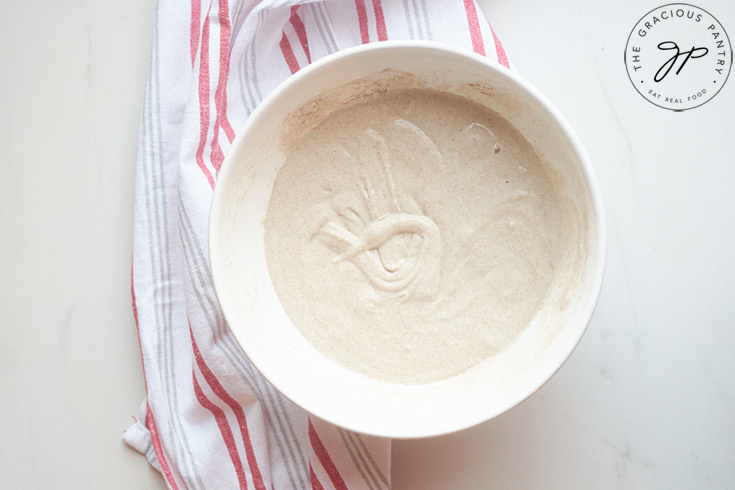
[625,3,732,111]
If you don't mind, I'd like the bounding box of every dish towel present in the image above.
[123,1,509,489]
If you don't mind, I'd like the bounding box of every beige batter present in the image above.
[264,87,567,384]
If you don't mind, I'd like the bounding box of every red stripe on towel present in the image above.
[310,463,327,490]
[463,0,485,55]
[372,0,388,41]
[280,31,301,74]
[309,419,348,490]
[190,327,267,490]
[192,372,250,490]
[354,0,370,44]
[195,3,216,188]
[190,0,201,67]
[146,402,181,490]
[211,0,236,172]
[290,6,312,63]
[488,21,509,68]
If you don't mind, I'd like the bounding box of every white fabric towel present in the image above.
[123,1,509,489]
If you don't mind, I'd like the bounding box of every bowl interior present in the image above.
[210,42,605,438]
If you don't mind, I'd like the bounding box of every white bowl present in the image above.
[209,41,606,438]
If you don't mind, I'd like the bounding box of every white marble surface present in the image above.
[1,0,733,489]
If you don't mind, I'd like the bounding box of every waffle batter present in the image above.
[264,87,568,384]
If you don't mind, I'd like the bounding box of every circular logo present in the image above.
[625,3,732,111]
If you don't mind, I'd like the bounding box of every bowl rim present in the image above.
[209,40,607,438]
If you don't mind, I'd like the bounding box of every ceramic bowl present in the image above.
[209,41,606,438]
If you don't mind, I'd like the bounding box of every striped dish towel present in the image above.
[123,1,509,489]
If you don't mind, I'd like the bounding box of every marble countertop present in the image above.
[1,0,732,488]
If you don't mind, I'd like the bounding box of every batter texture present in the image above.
[264,87,568,384]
